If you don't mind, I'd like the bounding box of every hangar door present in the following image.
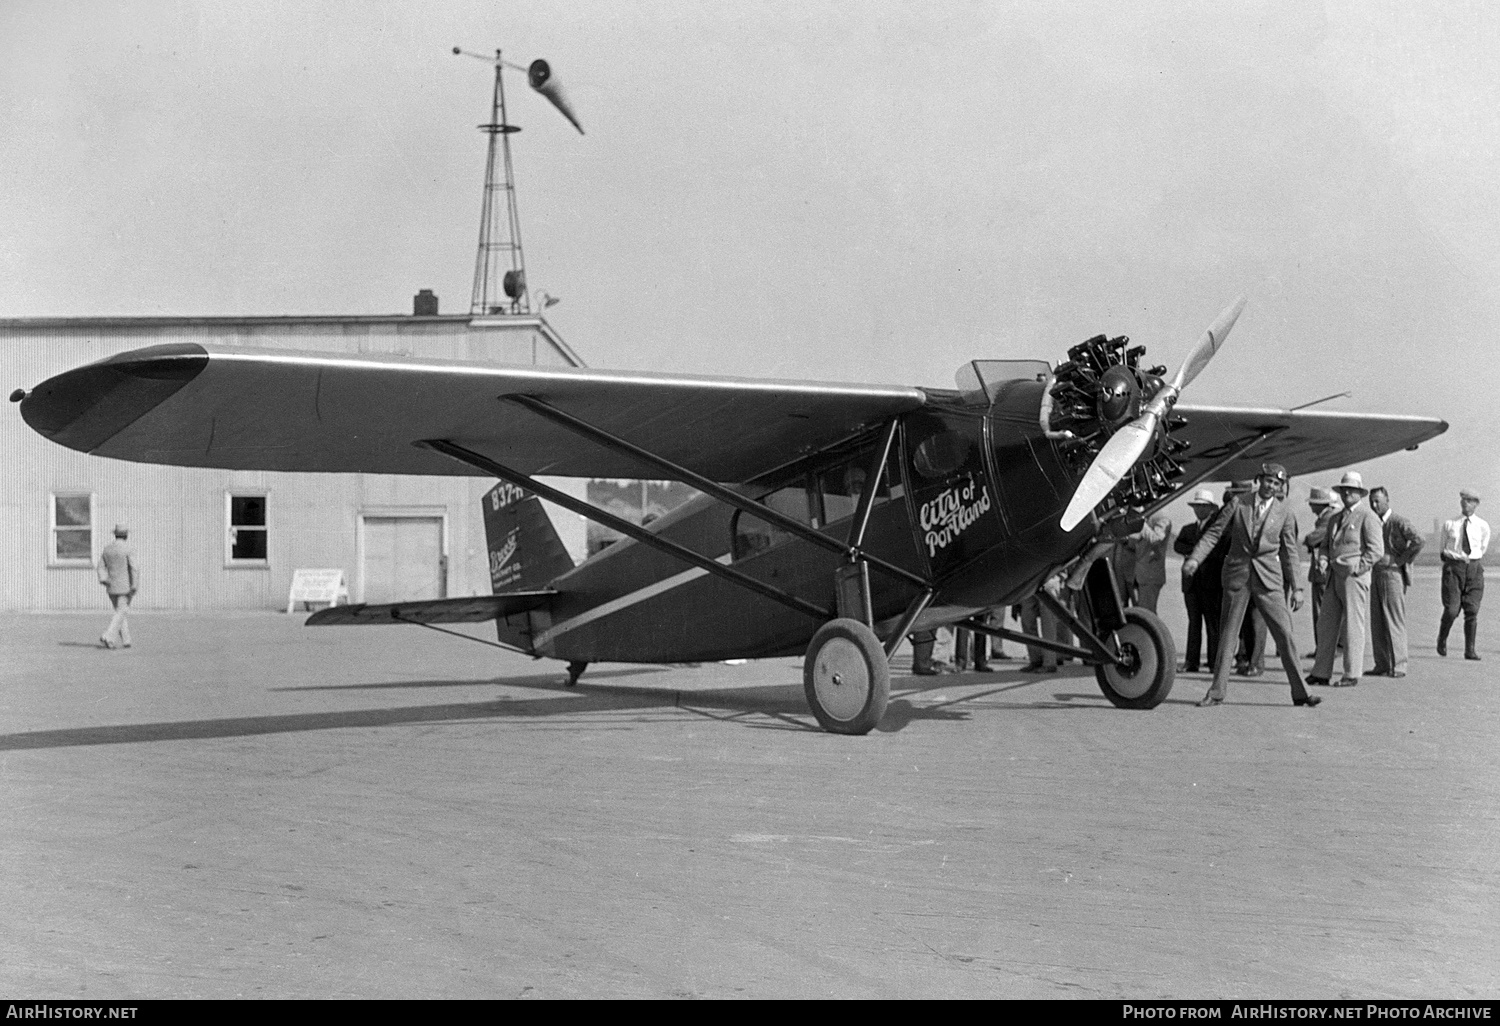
[362,516,445,604]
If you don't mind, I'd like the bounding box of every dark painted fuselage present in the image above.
[504,377,1093,663]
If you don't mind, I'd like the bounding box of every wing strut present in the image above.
[1141,427,1284,519]
[418,438,834,622]
[502,396,927,588]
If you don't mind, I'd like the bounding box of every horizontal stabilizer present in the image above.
[306,590,556,626]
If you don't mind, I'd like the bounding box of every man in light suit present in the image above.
[1368,486,1423,678]
[1308,472,1384,687]
[96,523,140,649]
[1184,463,1318,708]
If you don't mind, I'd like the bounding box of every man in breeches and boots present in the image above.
[97,523,140,650]
[1438,489,1489,661]
[1184,464,1318,708]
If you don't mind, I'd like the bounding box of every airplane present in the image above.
[12,298,1446,733]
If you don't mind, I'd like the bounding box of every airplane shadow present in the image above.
[0,667,1124,752]
[269,666,668,693]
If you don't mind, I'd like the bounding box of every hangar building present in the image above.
[0,297,588,611]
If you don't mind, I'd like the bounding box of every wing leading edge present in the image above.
[19,343,929,484]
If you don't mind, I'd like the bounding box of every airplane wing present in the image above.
[18,343,927,483]
[1171,404,1447,483]
[306,591,557,626]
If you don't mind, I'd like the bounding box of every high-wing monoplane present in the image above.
[13,299,1446,733]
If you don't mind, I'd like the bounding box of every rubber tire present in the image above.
[803,618,890,735]
[1095,607,1176,709]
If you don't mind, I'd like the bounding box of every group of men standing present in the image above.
[1170,464,1487,707]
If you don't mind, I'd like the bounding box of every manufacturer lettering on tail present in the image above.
[481,483,574,595]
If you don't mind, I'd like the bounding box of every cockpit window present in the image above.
[912,430,971,479]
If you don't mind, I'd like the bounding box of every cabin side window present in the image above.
[731,480,812,560]
[729,446,905,561]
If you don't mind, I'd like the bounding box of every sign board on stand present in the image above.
[287,569,349,613]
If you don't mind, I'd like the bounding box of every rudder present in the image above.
[482,482,575,593]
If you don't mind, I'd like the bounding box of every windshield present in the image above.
[954,359,1053,406]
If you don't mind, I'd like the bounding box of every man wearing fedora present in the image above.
[1437,489,1489,660]
[1308,472,1384,687]
[1368,486,1423,677]
[96,523,140,650]
[1184,463,1319,707]
[1174,489,1223,672]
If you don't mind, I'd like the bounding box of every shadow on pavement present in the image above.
[0,665,1126,751]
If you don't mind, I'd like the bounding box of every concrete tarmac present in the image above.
[0,568,1495,999]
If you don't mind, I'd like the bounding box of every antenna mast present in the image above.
[470,49,529,315]
[455,45,583,316]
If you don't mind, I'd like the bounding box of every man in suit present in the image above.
[1174,489,1221,672]
[1368,486,1423,678]
[96,523,140,650]
[1184,463,1318,708]
[1127,513,1173,613]
[1308,472,1385,687]
[1302,486,1336,650]
[1438,489,1490,660]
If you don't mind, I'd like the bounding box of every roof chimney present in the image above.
[413,289,439,316]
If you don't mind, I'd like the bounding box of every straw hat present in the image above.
[1333,471,1367,495]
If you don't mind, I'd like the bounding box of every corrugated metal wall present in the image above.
[0,315,584,610]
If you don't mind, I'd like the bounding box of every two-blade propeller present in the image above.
[1058,296,1247,532]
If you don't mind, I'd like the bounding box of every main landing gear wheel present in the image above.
[803,618,890,735]
[1095,607,1176,709]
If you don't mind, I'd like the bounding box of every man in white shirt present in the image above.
[1438,489,1490,661]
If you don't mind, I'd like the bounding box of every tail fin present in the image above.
[482,482,575,593]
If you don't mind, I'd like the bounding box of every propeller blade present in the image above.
[1058,296,1247,533]
[1170,294,1246,392]
[1059,412,1159,532]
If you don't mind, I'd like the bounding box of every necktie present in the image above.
[1462,516,1472,556]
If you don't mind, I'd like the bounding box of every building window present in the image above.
[50,493,94,565]
[227,493,268,564]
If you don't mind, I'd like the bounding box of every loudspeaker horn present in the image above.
[528,59,584,135]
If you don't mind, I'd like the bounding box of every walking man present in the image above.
[1184,463,1318,708]
[1369,486,1423,677]
[97,523,140,649]
[1308,472,1384,687]
[1438,489,1489,660]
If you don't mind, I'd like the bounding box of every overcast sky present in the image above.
[3,1,1496,532]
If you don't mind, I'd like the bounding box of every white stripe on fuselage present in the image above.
[532,554,733,653]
